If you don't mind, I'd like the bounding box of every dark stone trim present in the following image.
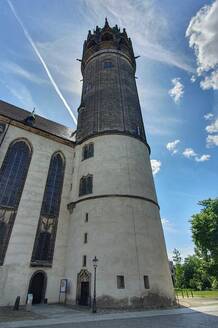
[30,262,52,268]
[76,131,151,154]
[68,194,159,212]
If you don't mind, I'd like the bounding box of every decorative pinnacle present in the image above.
[104,17,109,28]
[32,108,36,118]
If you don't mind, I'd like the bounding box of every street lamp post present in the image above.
[92,256,98,313]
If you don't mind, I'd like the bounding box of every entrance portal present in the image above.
[28,271,47,304]
[80,281,89,305]
[77,269,91,306]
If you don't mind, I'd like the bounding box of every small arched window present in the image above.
[103,61,113,69]
[82,143,94,160]
[31,152,65,266]
[79,175,93,196]
[0,139,32,265]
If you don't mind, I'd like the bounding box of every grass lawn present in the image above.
[175,289,218,298]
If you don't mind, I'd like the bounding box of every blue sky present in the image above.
[0,0,218,260]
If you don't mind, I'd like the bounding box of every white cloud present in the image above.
[182,147,211,161]
[190,75,196,83]
[201,70,218,90]
[195,154,210,162]
[207,134,218,147]
[151,159,161,176]
[37,39,82,96]
[0,78,47,117]
[206,118,218,133]
[166,140,211,162]
[204,113,214,120]
[2,80,36,111]
[186,0,218,90]
[166,139,180,154]
[168,78,184,104]
[0,61,46,85]
[182,148,197,158]
[161,218,176,233]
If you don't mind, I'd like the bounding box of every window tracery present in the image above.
[0,139,32,265]
[82,143,94,160]
[31,152,65,266]
[79,175,93,196]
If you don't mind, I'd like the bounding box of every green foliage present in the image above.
[172,249,184,288]
[173,198,218,291]
[173,248,182,264]
[172,253,211,290]
[191,198,218,281]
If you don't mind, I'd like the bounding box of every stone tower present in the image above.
[66,19,175,307]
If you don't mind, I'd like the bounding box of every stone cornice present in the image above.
[75,131,151,154]
[67,194,159,213]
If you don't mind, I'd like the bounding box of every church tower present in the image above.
[66,19,175,307]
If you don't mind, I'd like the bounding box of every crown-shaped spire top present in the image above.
[82,20,136,73]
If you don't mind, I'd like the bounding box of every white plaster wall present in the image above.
[0,125,74,306]
[66,198,174,303]
[65,135,174,305]
[71,134,158,203]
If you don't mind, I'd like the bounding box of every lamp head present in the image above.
[92,256,98,268]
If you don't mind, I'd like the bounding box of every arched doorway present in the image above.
[76,269,91,306]
[28,271,47,304]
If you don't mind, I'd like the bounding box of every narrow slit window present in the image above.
[117,275,125,289]
[144,275,150,289]
[84,233,88,244]
[85,213,89,222]
[83,255,87,267]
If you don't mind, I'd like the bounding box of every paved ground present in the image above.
[0,298,218,328]
[178,296,218,308]
[29,309,218,328]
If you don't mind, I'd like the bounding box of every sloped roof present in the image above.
[0,100,76,142]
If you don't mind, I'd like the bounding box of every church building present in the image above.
[0,20,175,308]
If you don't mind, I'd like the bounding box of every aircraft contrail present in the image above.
[7,0,77,126]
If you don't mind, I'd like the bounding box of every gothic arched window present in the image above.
[82,143,94,160]
[31,152,65,266]
[0,139,32,265]
[79,175,93,196]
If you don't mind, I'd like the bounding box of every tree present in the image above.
[183,255,210,290]
[173,248,182,264]
[172,249,184,288]
[191,198,218,279]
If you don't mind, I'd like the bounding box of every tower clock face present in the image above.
[0,123,6,135]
